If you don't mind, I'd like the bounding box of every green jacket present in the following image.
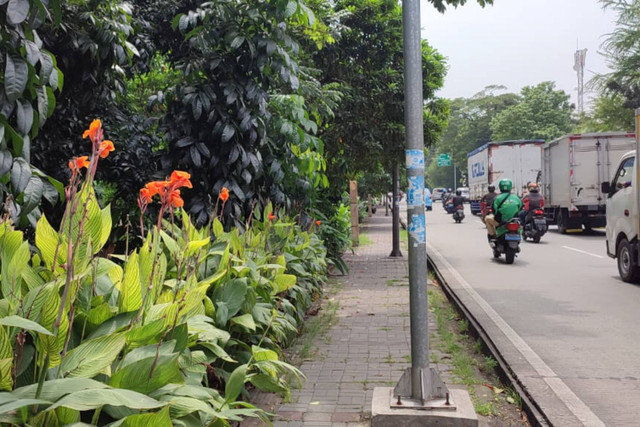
[492,193,523,223]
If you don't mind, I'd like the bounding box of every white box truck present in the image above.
[541,132,635,233]
[467,140,544,215]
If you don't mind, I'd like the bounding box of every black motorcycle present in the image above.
[522,209,547,243]
[453,205,465,223]
[490,218,522,264]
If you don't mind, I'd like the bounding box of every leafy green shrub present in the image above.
[0,120,327,425]
[314,202,351,274]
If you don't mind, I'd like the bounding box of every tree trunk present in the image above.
[350,180,359,246]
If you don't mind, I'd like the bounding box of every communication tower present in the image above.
[574,48,587,114]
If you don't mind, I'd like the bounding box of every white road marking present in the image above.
[428,243,606,427]
[561,246,604,259]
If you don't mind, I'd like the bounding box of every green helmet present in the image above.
[498,179,513,193]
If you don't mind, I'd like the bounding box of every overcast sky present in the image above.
[421,0,618,109]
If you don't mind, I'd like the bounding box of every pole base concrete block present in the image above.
[371,387,478,427]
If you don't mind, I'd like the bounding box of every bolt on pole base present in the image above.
[390,367,456,410]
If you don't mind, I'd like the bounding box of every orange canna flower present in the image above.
[219,187,229,202]
[99,140,115,158]
[83,119,102,142]
[169,189,184,208]
[316,220,321,226]
[145,181,169,197]
[68,156,90,172]
[268,213,276,221]
[169,170,192,189]
[139,187,153,203]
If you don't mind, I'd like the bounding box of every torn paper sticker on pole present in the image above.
[405,149,424,170]
[408,214,426,246]
[406,175,424,207]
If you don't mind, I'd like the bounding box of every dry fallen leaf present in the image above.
[506,396,515,404]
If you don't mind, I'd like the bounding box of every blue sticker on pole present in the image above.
[406,149,424,170]
[408,214,426,246]
[406,175,424,207]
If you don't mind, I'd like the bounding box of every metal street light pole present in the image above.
[392,0,452,408]
[402,0,429,400]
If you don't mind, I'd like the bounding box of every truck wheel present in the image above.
[617,239,640,283]
[505,248,515,264]
[557,210,568,234]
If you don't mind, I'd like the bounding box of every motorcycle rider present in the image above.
[452,190,465,208]
[519,182,544,224]
[485,179,523,238]
[480,185,497,222]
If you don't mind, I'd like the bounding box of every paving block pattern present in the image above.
[242,212,459,426]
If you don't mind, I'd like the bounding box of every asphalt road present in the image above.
[424,203,640,426]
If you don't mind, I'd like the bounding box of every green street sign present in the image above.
[437,153,451,167]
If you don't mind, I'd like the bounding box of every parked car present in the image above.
[456,187,470,202]
[431,187,446,201]
[424,188,433,211]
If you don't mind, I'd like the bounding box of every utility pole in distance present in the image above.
[390,162,402,257]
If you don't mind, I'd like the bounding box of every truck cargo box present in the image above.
[541,132,635,232]
[467,140,544,214]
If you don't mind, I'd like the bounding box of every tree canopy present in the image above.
[489,81,572,141]
[598,0,640,108]
[575,92,634,133]
[311,0,449,196]
[426,86,519,188]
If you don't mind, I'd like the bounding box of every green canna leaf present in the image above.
[119,251,141,313]
[59,333,125,378]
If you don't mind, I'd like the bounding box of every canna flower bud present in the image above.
[219,187,229,202]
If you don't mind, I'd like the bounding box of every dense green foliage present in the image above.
[489,81,572,141]
[0,0,64,227]
[310,0,449,198]
[0,125,327,424]
[426,86,519,188]
[574,92,635,133]
[157,0,328,227]
[598,0,640,108]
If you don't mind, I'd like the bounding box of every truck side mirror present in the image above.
[601,181,611,194]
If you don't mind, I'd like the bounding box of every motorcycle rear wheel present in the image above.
[493,250,500,259]
[532,231,541,244]
[505,248,515,264]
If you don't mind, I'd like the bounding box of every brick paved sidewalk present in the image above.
[243,210,457,426]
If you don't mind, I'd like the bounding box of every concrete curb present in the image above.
[427,245,556,427]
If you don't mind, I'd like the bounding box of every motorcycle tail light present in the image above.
[534,209,543,215]
[506,222,520,232]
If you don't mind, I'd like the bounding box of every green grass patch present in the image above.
[484,356,498,372]
[429,288,481,382]
[475,402,497,416]
[400,229,408,250]
[292,282,341,362]
[505,386,523,409]
[428,286,526,423]
[359,233,374,246]
[387,278,408,287]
